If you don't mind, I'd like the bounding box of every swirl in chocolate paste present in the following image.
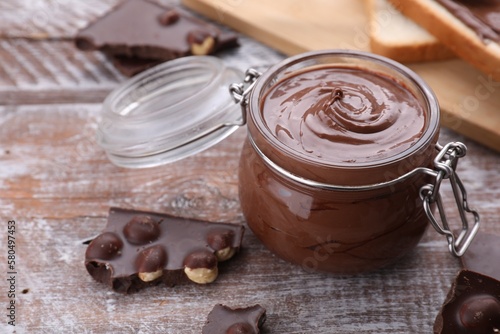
[261,67,427,164]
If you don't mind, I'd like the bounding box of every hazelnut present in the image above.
[135,245,167,282]
[85,232,123,260]
[123,215,161,245]
[183,250,218,284]
[158,9,180,26]
[138,269,163,282]
[459,295,500,333]
[187,30,215,55]
[184,266,218,284]
[215,247,236,262]
[207,229,236,261]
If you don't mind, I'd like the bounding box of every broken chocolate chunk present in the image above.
[434,270,500,334]
[202,304,266,334]
[85,207,244,293]
[75,0,238,61]
[461,231,500,281]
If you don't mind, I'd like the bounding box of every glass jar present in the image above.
[236,50,478,273]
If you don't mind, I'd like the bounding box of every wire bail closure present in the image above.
[229,68,262,125]
[419,142,480,257]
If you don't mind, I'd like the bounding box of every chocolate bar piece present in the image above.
[109,55,164,77]
[85,207,244,293]
[461,231,500,281]
[75,0,238,60]
[434,270,500,334]
[108,30,239,76]
[202,304,266,334]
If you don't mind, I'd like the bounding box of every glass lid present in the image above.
[96,56,244,168]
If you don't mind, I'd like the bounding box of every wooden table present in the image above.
[1,1,499,333]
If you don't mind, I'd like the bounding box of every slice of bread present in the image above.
[388,0,500,80]
[367,0,454,63]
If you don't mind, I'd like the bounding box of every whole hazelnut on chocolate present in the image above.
[123,215,161,245]
[207,229,236,262]
[86,232,123,260]
[136,245,167,282]
[158,9,180,26]
[183,249,218,284]
[459,294,500,333]
[186,29,215,55]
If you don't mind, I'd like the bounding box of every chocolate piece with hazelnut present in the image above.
[434,270,500,334]
[202,304,267,334]
[75,0,239,76]
[84,207,244,293]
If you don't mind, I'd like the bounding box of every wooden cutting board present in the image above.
[182,0,500,153]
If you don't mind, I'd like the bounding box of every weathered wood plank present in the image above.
[0,40,123,104]
[0,0,121,39]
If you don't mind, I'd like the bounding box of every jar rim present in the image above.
[101,56,224,122]
[248,49,440,173]
[96,56,243,168]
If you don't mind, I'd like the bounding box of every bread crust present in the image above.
[388,0,500,80]
[369,38,453,63]
[367,0,454,63]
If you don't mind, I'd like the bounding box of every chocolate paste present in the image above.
[436,0,500,43]
[260,66,426,164]
[239,60,438,273]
